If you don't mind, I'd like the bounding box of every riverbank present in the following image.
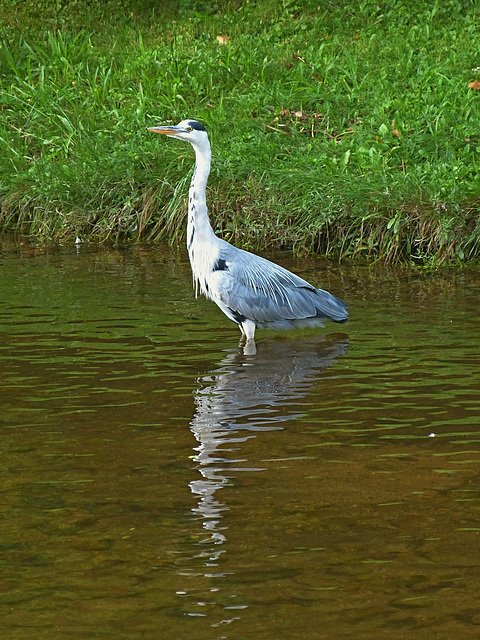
[1,0,479,263]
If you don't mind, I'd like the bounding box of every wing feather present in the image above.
[212,242,348,324]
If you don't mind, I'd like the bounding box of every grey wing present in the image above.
[213,243,348,324]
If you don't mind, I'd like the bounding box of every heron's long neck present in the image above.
[187,141,217,296]
[187,144,214,247]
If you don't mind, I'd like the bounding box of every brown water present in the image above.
[1,239,479,639]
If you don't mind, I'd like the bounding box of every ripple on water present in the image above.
[0,243,480,639]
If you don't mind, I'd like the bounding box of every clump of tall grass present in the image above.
[1,0,480,263]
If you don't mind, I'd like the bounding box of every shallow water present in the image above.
[1,238,480,639]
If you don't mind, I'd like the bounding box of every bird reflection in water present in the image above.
[188,333,349,567]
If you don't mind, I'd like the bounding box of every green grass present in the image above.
[1,0,480,263]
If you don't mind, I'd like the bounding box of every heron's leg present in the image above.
[243,340,257,356]
[240,319,256,355]
[241,319,256,342]
[238,323,246,347]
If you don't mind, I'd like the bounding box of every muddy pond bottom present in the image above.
[0,240,479,640]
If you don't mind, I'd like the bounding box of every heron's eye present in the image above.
[187,126,193,132]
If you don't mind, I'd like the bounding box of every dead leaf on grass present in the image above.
[391,120,401,137]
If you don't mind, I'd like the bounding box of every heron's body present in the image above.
[149,119,348,352]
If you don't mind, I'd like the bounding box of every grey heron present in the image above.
[149,119,348,354]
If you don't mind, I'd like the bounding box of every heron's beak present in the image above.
[148,125,181,136]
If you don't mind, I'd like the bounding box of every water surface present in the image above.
[0,239,479,639]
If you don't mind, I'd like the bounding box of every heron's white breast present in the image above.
[188,235,222,300]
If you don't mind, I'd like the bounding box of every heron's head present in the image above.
[148,119,208,147]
